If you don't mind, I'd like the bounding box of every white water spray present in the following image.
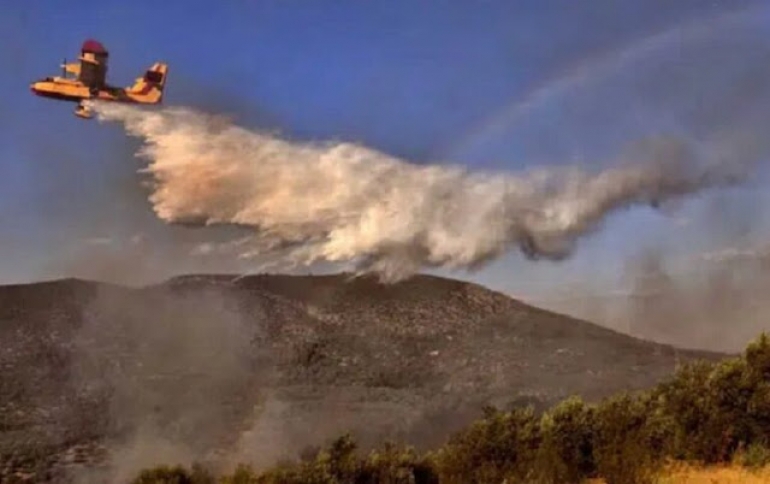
[91,102,744,282]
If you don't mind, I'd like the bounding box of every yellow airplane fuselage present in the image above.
[30,77,162,104]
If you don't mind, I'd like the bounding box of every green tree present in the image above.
[537,396,596,483]
[592,392,661,484]
[434,405,541,484]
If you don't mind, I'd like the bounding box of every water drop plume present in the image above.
[90,102,745,282]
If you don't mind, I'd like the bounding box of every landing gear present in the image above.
[74,102,93,119]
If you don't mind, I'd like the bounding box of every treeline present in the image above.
[133,333,770,484]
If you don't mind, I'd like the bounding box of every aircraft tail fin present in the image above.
[128,62,169,103]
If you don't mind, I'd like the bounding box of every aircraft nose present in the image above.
[29,83,44,96]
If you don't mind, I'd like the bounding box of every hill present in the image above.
[0,273,724,482]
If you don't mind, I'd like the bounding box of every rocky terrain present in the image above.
[0,273,724,482]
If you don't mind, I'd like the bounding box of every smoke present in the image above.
[537,236,770,354]
[87,101,746,283]
[603,244,770,353]
[66,283,271,482]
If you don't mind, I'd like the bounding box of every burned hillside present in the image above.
[0,273,723,482]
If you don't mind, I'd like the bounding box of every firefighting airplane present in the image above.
[29,39,168,119]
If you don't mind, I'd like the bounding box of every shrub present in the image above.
[654,359,716,461]
[219,464,262,484]
[360,442,438,484]
[735,442,770,470]
[536,395,596,483]
[704,357,754,460]
[433,405,540,484]
[131,464,213,484]
[744,333,770,381]
[654,334,770,464]
[743,333,770,441]
[132,333,770,484]
[591,392,662,484]
[250,436,436,484]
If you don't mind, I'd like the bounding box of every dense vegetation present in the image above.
[133,333,770,484]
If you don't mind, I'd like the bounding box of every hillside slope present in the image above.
[0,273,723,482]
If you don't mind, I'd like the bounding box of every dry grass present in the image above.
[658,463,770,483]
[587,463,770,483]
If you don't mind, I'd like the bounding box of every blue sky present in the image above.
[2,0,770,302]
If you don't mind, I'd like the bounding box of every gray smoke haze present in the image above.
[537,185,770,353]
[87,101,746,283]
[482,3,770,354]
[555,243,770,354]
[66,284,270,482]
[60,279,490,482]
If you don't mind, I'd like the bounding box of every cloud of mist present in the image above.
[87,102,746,283]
